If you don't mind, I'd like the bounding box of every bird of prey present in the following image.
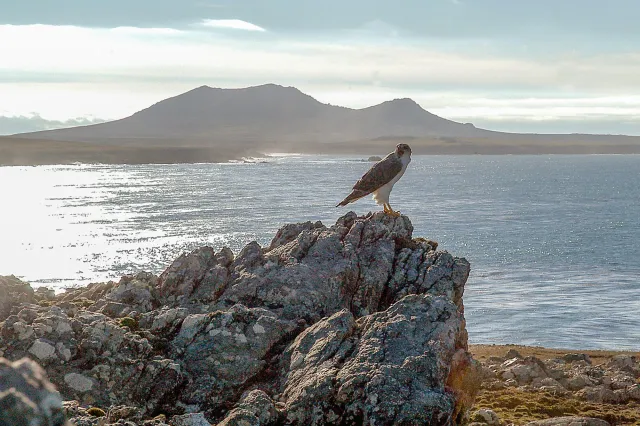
[337,143,412,217]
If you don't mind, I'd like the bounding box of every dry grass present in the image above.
[473,387,640,425]
[469,345,640,425]
[469,344,640,366]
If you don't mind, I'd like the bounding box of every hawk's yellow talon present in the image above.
[388,208,401,217]
[383,203,401,217]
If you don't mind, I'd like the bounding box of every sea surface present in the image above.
[1,155,639,350]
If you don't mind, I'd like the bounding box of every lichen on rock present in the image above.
[1,212,479,425]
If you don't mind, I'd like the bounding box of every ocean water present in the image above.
[1,155,639,350]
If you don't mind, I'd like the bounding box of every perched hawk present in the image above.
[337,143,412,217]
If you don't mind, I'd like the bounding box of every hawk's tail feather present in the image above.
[336,190,369,207]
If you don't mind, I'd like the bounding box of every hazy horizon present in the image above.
[3,0,640,135]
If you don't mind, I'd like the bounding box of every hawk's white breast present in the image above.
[372,152,411,205]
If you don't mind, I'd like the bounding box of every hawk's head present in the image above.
[396,143,412,157]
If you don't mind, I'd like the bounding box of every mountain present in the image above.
[12,84,493,145]
[6,84,640,160]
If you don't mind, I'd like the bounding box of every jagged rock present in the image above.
[58,282,115,304]
[220,211,467,323]
[170,413,211,426]
[470,408,501,425]
[532,377,568,394]
[158,246,232,305]
[64,372,95,392]
[0,275,36,321]
[106,404,144,422]
[29,338,57,360]
[268,220,325,251]
[172,304,297,410]
[0,357,67,426]
[500,356,548,385]
[608,372,635,390]
[505,348,523,359]
[575,385,626,404]
[217,390,279,425]
[565,374,595,391]
[525,416,610,426]
[0,212,477,425]
[607,354,639,377]
[90,272,158,317]
[139,306,189,334]
[628,384,640,401]
[562,353,592,364]
[280,294,479,425]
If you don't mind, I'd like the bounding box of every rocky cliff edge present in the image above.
[0,212,481,425]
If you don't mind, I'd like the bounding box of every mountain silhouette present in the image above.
[13,84,493,145]
[8,84,640,161]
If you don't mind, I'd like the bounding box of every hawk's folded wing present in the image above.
[352,153,403,193]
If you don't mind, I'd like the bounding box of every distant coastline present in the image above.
[3,135,640,166]
[0,136,262,166]
[4,84,640,165]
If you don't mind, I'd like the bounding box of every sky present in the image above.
[2,0,640,135]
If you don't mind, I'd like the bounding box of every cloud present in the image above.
[1,23,640,133]
[0,114,107,135]
[351,20,401,38]
[198,19,266,32]
[111,26,184,35]
[4,23,640,94]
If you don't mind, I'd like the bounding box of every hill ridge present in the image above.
[12,84,491,144]
[6,83,640,159]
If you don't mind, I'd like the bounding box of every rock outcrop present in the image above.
[480,352,640,405]
[0,212,480,425]
[0,274,37,321]
[0,357,68,425]
[471,349,640,425]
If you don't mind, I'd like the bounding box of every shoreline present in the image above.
[3,134,640,166]
[3,151,640,168]
[470,344,640,364]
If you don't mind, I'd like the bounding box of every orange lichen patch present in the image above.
[446,349,482,422]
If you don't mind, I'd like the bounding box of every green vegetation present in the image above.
[86,407,106,417]
[473,387,640,425]
[71,298,95,309]
[119,316,138,330]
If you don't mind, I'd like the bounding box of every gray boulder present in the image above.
[0,275,36,321]
[280,294,476,425]
[0,212,479,425]
[0,357,67,426]
[172,304,297,410]
[217,390,280,426]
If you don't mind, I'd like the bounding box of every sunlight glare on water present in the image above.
[1,155,639,349]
